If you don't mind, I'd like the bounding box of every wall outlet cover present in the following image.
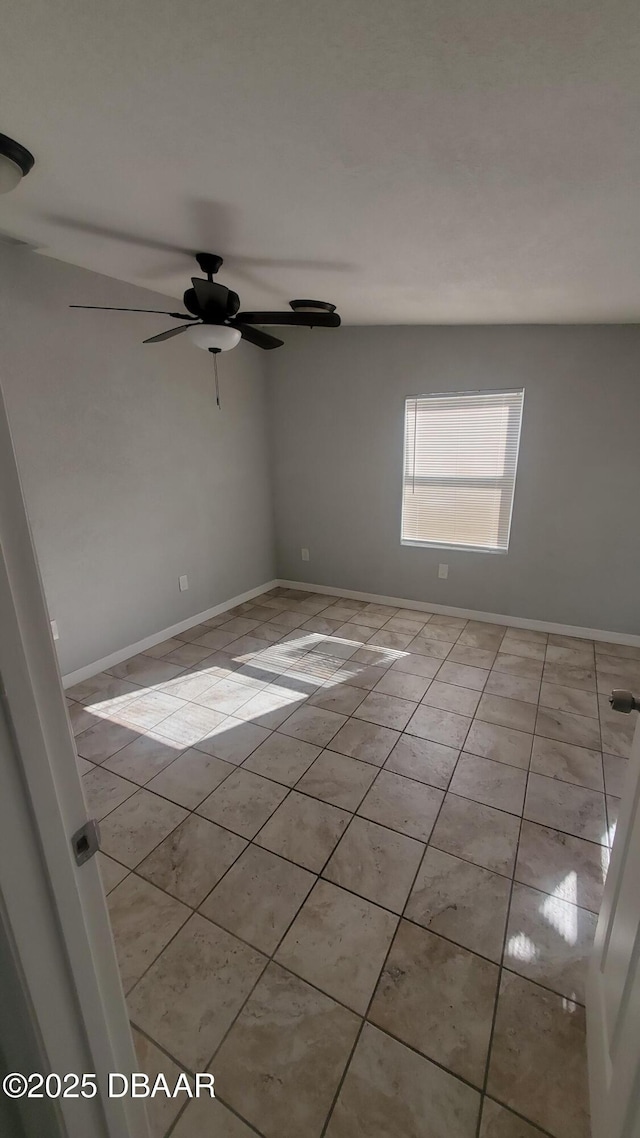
[50,619,59,640]
[438,564,449,579]
[179,575,189,592]
[301,548,310,562]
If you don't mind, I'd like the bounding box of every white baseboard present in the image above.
[61,580,279,688]
[279,580,640,648]
[62,574,639,688]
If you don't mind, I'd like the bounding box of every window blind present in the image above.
[401,389,524,552]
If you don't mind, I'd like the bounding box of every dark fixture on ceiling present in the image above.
[70,251,341,353]
[0,132,35,194]
[289,299,337,314]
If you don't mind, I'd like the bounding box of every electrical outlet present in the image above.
[50,619,59,641]
[179,575,189,592]
[301,548,310,562]
[438,564,449,580]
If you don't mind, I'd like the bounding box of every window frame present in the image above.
[400,387,525,555]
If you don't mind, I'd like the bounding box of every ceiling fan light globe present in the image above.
[187,324,242,352]
[0,155,22,194]
[0,132,35,194]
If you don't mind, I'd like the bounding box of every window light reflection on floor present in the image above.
[506,932,537,963]
[605,817,617,847]
[540,878,578,947]
[80,634,412,735]
[561,996,579,1014]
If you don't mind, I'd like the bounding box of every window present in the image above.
[401,388,524,553]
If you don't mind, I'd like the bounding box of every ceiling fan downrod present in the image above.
[196,252,224,282]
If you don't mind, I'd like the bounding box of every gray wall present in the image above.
[269,326,640,635]
[3,252,639,665]
[0,247,275,674]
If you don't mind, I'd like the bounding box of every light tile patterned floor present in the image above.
[68,588,640,1138]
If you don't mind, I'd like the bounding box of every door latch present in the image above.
[610,689,640,715]
[71,819,101,865]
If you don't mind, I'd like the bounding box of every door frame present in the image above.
[587,709,640,1138]
[0,382,149,1138]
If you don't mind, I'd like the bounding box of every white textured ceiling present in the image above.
[1,0,640,323]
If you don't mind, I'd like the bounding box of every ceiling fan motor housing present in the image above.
[183,285,240,321]
[225,289,240,317]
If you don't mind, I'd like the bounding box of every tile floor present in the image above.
[67,588,640,1138]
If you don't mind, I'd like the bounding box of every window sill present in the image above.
[401,539,508,555]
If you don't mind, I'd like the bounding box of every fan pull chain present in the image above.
[213,351,221,408]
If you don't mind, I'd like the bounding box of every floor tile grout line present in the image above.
[157,766,391,1135]
[319,758,459,1137]
[115,800,597,983]
[106,774,334,892]
[87,701,611,815]
[88,691,285,826]
[270,708,607,814]
[343,684,600,1131]
[131,1023,196,1081]
[164,1087,265,1138]
[79,594,611,1135]
[125,908,274,1087]
[474,731,536,1138]
[496,963,589,1009]
[83,619,601,769]
[103,756,607,941]
[480,1094,559,1138]
[91,690,606,843]
[115,709,370,998]
[98,729,611,908]
[189,935,503,1137]
[117,728,285,876]
[140,730,324,1138]
[78,596,632,716]
[124,871,256,1003]
[119,828,252,994]
[191,724,457,1131]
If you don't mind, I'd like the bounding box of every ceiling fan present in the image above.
[70,252,341,353]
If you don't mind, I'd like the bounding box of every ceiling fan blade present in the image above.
[235,311,341,328]
[70,305,197,318]
[143,323,197,344]
[234,322,284,350]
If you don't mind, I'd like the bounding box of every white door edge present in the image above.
[0,382,149,1138]
[587,709,640,1138]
